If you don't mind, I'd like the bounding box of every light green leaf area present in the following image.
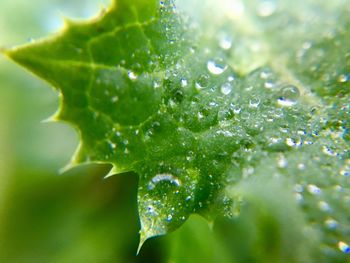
[4,0,350,260]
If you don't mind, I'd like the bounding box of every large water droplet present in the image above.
[220,82,233,95]
[148,173,182,190]
[338,241,350,254]
[207,59,227,75]
[338,74,350,83]
[277,85,300,107]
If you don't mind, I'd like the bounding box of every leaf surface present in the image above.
[5,0,350,260]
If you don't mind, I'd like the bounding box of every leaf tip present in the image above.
[136,229,149,255]
[59,161,80,175]
[103,165,120,179]
[41,112,60,124]
[1,46,17,61]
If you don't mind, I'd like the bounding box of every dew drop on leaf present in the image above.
[318,201,331,212]
[340,168,349,177]
[128,71,137,80]
[277,85,300,107]
[220,82,233,95]
[207,59,227,75]
[324,218,338,229]
[219,34,233,50]
[147,173,182,190]
[195,74,209,90]
[338,74,350,83]
[249,98,260,108]
[257,1,277,17]
[307,184,322,195]
[181,78,188,87]
[338,241,350,254]
[111,96,119,103]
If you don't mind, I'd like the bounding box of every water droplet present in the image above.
[298,163,306,170]
[216,130,234,137]
[322,146,338,157]
[264,80,276,88]
[195,74,209,90]
[338,74,350,83]
[167,214,173,221]
[219,34,233,50]
[257,1,276,17]
[109,141,117,149]
[285,138,296,147]
[249,98,260,108]
[186,151,195,162]
[128,71,137,80]
[295,193,303,202]
[111,96,119,103]
[148,173,182,190]
[277,154,288,168]
[324,218,338,229]
[153,80,161,88]
[197,111,204,119]
[307,184,321,195]
[228,76,235,82]
[220,82,233,95]
[181,78,188,87]
[338,241,350,254]
[340,168,350,177]
[294,184,303,193]
[277,85,300,107]
[146,205,156,216]
[207,59,227,75]
[318,201,331,212]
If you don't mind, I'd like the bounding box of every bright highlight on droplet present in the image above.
[338,241,350,254]
[219,34,233,50]
[207,59,227,75]
[277,85,300,107]
[128,71,137,80]
[220,82,233,95]
[257,1,277,17]
[147,173,182,190]
[307,184,321,195]
[181,78,188,87]
[219,0,245,20]
[338,74,350,83]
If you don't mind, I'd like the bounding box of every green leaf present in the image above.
[4,0,350,260]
